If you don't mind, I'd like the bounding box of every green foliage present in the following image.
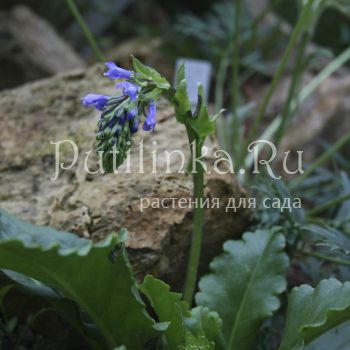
[131,56,171,90]
[173,63,191,124]
[174,80,191,124]
[139,275,190,349]
[0,210,156,350]
[297,0,327,34]
[196,228,289,350]
[305,321,350,350]
[174,1,278,71]
[279,278,350,350]
[305,225,350,256]
[185,307,224,349]
[176,332,214,350]
[187,85,216,141]
[1,48,350,349]
[173,64,216,143]
[175,63,186,87]
[254,179,305,230]
[0,208,89,248]
[2,205,350,349]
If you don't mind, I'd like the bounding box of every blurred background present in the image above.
[1,0,350,91]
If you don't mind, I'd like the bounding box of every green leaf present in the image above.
[211,109,225,122]
[187,84,215,140]
[279,278,350,350]
[176,332,214,350]
[173,68,216,142]
[297,0,327,34]
[0,208,90,249]
[132,56,170,90]
[305,321,350,350]
[0,210,156,350]
[175,63,186,87]
[139,275,190,349]
[141,87,164,102]
[196,228,289,350]
[174,79,191,124]
[3,270,63,298]
[185,306,225,350]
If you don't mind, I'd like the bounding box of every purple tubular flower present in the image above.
[116,82,139,101]
[81,94,109,111]
[127,108,138,121]
[108,116,118,128]
[143,101,156,131]
[104,62,132,80]
[118,114,126,125]
[127,109,139,134]
[130,118,140,134]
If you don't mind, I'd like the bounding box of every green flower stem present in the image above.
[65,0,105,62]
[290,129,350,189]
[307,193,350,217]
[184,140,205,305]
[240,0,313,165]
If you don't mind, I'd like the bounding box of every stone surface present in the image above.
[0,64,251,286]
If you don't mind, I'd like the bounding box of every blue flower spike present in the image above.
[82,59,171,172]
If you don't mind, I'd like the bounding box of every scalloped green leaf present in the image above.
[196,228,289,350]
[279,278,350,350]
[132,56,170,90]
[0,210,156,350]
[139,275,190,349]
